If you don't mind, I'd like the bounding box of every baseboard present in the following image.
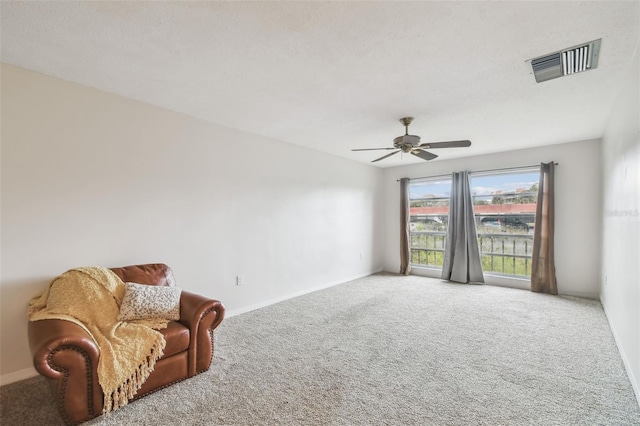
[0,367,38,386]
[226,269,383,318]
[560,289,600,299]
[600,296,640,408]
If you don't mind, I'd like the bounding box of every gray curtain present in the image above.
[531,162,558,294]
[399,178,411,275]
[441,171,484,283]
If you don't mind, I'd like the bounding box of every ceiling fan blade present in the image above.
[352,147,397,151]
[419,140,472,149]
[372,150,400,163]
[411,149,438,161]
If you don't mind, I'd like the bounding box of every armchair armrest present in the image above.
[28,319,103,424]
[179,291,225,375]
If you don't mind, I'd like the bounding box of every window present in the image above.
[471,169,539,277]
[409,168,540,278]
[408,177,451,268]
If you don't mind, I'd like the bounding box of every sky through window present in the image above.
[410,171,539,199]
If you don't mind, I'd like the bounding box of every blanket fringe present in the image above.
[102,341,165,414]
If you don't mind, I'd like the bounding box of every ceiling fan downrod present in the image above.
[400,117,414,135]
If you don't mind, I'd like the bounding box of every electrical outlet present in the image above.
[359,252,363,260]
[236,275,243,286]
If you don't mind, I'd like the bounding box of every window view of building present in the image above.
[408,168,540,278]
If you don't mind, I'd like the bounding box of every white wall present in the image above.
[600,42,640,404]
[382,139,602,298]
[0,64,384,382]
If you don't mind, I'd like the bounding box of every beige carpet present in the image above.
[2,273,639,425]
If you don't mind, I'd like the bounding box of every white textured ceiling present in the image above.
[2,1,639,167]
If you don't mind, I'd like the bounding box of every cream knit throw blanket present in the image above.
[28,267,170,413]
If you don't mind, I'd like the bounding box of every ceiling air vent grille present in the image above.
[528,39,601,83]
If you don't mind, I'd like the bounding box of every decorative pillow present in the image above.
[118,282,182,321]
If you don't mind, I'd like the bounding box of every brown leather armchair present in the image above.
[28,263,225,425]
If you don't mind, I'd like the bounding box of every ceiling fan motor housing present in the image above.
[393,134,421,151]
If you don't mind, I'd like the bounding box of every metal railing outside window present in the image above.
[477,231,534,276]
[410,226,534,277]
[410,231,446,267]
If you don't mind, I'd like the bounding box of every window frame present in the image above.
[407,167,540,281]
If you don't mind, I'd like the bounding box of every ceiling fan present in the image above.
[352,117,471,163]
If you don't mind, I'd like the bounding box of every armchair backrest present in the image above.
[110,263,176,287]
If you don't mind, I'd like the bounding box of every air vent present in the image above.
[528,39,601,83]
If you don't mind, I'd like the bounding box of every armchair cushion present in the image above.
[118,282,182,321]
[159,321,190,357]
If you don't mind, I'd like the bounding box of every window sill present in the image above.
[483,273,530,290]
[409,266,530,291]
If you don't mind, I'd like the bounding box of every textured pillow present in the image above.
[118,282,182,321]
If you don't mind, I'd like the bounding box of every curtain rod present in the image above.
[396,162,558,182]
